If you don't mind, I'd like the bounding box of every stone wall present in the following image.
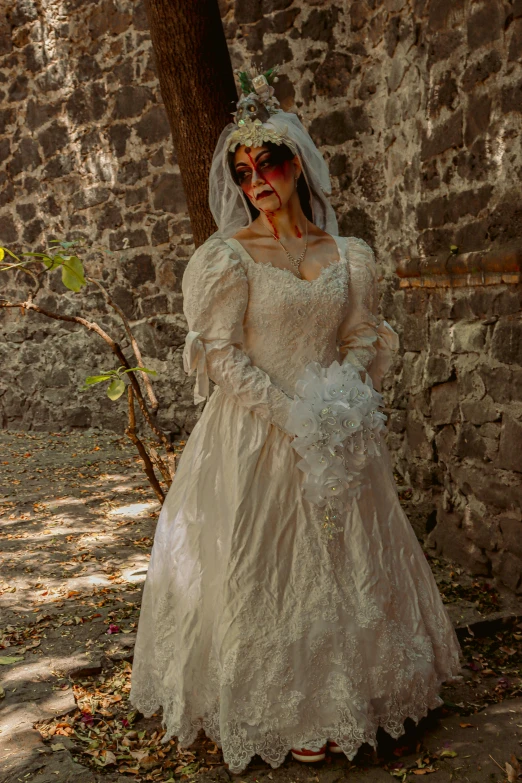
[1,0,521,587]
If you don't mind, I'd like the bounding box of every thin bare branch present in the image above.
[0,298,170,452]
[87,276,159,413]
[125,386,165,503]
[149,444,174,484]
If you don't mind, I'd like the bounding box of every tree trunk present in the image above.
[145,0,237,248]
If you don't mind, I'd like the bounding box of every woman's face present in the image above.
[233,144,300,214]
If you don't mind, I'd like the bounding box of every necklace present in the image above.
[270,222,309,278]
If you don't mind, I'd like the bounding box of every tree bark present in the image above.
[145,0,237,248]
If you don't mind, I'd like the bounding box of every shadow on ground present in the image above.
[1,429,522,783]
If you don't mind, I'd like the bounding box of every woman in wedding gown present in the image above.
[130,69,462,774]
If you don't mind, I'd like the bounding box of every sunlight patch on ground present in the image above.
[107,501,158,519]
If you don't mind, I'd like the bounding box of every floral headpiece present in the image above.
[227,65,296,153]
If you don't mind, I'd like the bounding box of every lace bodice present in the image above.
[182,234,399,434]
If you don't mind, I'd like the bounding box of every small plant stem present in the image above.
[0,298,172,463]
[87,276,159,414]
[125,386,165,503]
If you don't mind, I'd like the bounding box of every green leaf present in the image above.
[43,256,62,271]
[440,750,457,758]
[61,255,86,292]
[107,378,126,400]
[83,374,114,386]
[0,248,3,261]
[0,246,21,261]
[0,656,24,665]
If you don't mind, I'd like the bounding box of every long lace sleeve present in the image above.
[337,237,399,392]
[181,236,294,434]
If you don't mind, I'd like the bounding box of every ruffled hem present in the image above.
[130,659,462,774]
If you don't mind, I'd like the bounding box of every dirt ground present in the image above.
[1,428,522,783]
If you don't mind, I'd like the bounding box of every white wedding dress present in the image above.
[130,233,462,774]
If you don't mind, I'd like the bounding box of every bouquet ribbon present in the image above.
[284,360,388,537]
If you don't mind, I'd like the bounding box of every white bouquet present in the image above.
[285,360,388,538]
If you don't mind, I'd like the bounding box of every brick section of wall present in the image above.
[0,0,521,585]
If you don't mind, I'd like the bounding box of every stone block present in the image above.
[500,516,522,559]
[456,422,486,459]
[72,187,109,210]
[497,416,522,473]
[109,229,148,252]
[491,318,522,365]
[456,368,486,400]
[66,82,106,124]
[406,412,433,459]
[108,123,131,157]
[428,0,466,31]
[467,1,502,49]
[492,551,522,593]
[272,8,299,34]
[113,85,152,120]
[261,39,292,69]
[0,215,18,244]
[8,137,41,176]
[462,50,502,91]
[25,99,56,130]
[425,354,452,385]
[301,7,339,41]
[421,110,463,160]
[430,319,453,354]
[44,154,74,179]
[234,0,263,24]
[23,218,44,244]
[511,368,522,402]
[98,204,123,231]
[125,186,149,207]
[88,0,131,37]
[460,396,500,425]
[508,19,522,61]
[427,30,464,67]
[315,52,353,97]
[432,381,460,426]
[428,70,458,115]
[309,106,371,146]
[39,122,69,158]
[16,202,36,222]
[151,219,170,246]
[451,321,486,353]
[501,79,522,114]
[152,173,187,213]
[140,294,169,318]
[455,463,522,510]
[121,254,155,288]
[462,504,502,552]
[426,508,490,575]
[434,424,456,461]
[388,409,406,433]
[67,406,92,427]
[465,93,491,146]
[117,159,149,186]
[135,106,170,144]
[107,285,137,320]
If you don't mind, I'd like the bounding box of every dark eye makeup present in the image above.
[235,153,274,183]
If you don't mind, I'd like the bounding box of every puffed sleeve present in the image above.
[181,236,294,434]
[337,237,400,393]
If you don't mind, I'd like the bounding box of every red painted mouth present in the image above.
[255,189,274,200]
